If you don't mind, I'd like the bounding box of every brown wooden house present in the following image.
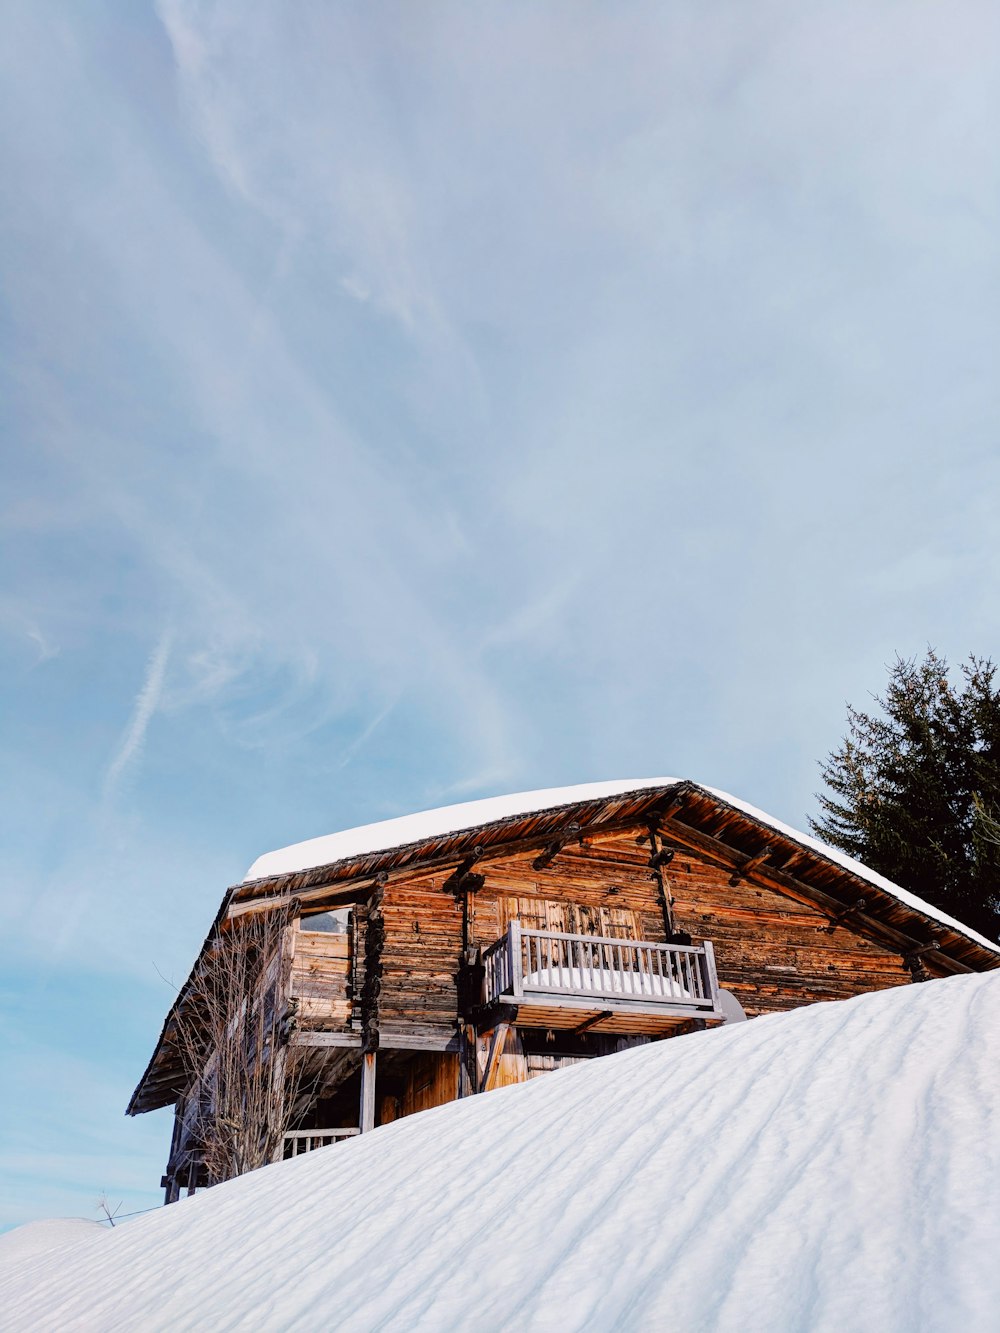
[127,779,1000,1202]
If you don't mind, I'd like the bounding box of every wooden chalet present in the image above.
[128,779,1000,1202]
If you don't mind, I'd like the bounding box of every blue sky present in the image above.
[2,0,999,1229]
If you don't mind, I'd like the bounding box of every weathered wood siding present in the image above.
[378,883,464,1044]
[469,842,669,950]
[400,1053,459,1117]
[289,924,352,1030]
[654,843,913,1015]
[469,833,914,1018]
[286,828,919,1038]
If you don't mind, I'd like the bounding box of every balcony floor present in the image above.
[485,991,723,1036]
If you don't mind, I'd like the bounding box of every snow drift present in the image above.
[2,973,999,1332]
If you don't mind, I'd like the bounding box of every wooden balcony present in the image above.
[480,922,724,1035]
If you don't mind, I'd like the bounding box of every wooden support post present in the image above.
[360,1051,377,1132]
[458,1023,477,1099]
[479,1023,510,1093]
[509,920,524,999]
[646,823,675,937]
[443,849,485,896]
[905,940,940,982]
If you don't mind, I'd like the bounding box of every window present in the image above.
[300,907,351,934]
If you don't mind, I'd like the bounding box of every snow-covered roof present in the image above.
[245,777,1000,955]
[244,778,677,880]
[5,972,1000,1330]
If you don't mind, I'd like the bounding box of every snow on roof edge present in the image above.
[244,778,678,881]
[243,776,1000,957]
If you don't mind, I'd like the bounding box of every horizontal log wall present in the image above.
[286,826,919,1037]
[379,885,464,1042]
[597,833,913,1015]
[289,927,351,1030]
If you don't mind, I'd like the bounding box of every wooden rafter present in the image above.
[821,897,867,933]
[532,823,582,871]
[659,814,972,975]
[729,847,773,886]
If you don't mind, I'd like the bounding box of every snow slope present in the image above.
[2,973,998,1332]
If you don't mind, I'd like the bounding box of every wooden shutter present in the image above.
[599,906,640,939]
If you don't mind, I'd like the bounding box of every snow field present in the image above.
[1,971,998,1332]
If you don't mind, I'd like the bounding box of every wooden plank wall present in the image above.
[469,841,669,952]
[289,927,351,1030]
[286,828,916,1036]
[469,834,912,1018]
[600,833,912,1015]
[400,1053,459,1117]
[379,883,464,1043]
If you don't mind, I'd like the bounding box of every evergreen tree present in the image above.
[810,649,1000,942]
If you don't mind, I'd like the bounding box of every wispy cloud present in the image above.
[103,628,174,802]
[25,623,59,664]
[336,697,398,770]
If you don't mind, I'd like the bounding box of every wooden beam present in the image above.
[442,849,485,895]
[292,1029,462,1052]
[360,885,386,1053]
[532,823,582,870]
[290,1031,363,1049]
[479,1023,510,1093]
[904,941,941,983]
[908,939,942,957]
[635,798,686,844]
[645,823,675,937]
[511,990,722,1021]
[229,877,383,920]
[729,847,773,886]
[571,1010,614,1036]
[821,897,867,933]
[378,1031,462,1052]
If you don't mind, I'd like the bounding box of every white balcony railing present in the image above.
[482,922,721,1015]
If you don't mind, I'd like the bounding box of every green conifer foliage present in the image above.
[810,649,1000,943]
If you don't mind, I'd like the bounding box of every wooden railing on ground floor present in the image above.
[282,1128,360,1158]
[482,922,721,1013]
